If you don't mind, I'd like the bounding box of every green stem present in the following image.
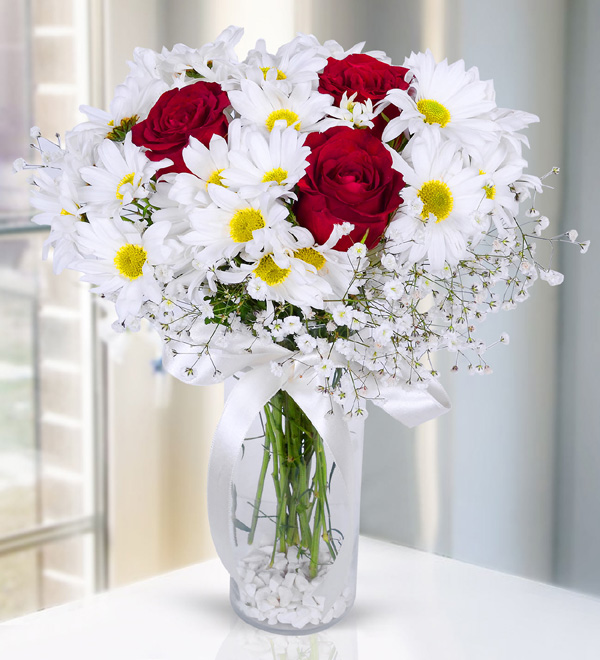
[264,408,282,501]
[309,500,323,580]
[247,432,271,545]
[246,390,337,581]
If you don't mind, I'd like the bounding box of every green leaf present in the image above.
[233,518,251,533]
[328,462,337,492]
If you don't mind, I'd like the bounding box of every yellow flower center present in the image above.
[229,208,266,243]
[206,168,226,187]
[114,244,147,280]
[479,170,496,200]
[416,99,451,127]
[260,66,287,80]
[261,167,288,185]
[254,254,291,285]
[294,247,325,271]
[116,172,136,200]
[266,109,300,132]
[60,209,72,215]
[418,180,454,222]
[483,183,495,200]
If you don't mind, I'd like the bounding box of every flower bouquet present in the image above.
[19,26,586,633]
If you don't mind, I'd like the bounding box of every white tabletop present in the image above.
[1,536,600,659]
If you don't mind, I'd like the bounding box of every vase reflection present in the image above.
[216,618,358,660]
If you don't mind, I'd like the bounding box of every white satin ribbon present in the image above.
[163,335,451,612]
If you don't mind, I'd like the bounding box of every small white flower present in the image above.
[30,126,42,138]
[198,301,214,319]
[579,240,591,254]
[539,268,564,286]
[269,320,286,339]
[519,260,533,274]
[111,319,127,334]
[270,361,284,377]
[317,359,335,377]
[282,315,302,334]
[381,253,398,271]
[349,310,368,330]
[500,332,510,344]
[567,229,578,242]
[154,264,173,283]
[373,324,394,346]
[475,340,486,355]
[383,278,404,301]
[332,305,353,327]
[445,332,462,352]
[537,215,550,230]
[348,243,367,259]
[295,333,317,354]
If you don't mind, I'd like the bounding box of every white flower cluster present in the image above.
[19,28,586,414]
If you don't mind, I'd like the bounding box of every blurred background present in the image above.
[0,0,598,622]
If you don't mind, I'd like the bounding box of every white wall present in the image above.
[555,0,600,595]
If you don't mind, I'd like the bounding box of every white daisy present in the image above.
[76,74,168,141]
[31,168,85,272]
[292,244,357,299]
[238,37,327,91]
[79,135,170,218]
[127,46,172,86]
[385,131,485,272]
[222,124,310,199]
[222,251,335,309]
[228,80,332,135]
[75,217,173,321]
[468,141,527,238]
[319,92,378,131]
[181,188,306,266]
[290,33,391,65]
[381,50,498,150]
[169,134,232,208]
[491,107,539,155]
[159,26,244,85]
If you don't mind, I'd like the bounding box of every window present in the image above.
[0,0,107,622]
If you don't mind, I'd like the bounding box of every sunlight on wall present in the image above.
[413,0,447,553]
[421,0,447,60]
[205,0,297,54]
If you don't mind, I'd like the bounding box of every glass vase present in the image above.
[228,389,364,634]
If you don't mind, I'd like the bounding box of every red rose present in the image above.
[295,126,404,251]
[318,54,409,138]
[131,81,230,175]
